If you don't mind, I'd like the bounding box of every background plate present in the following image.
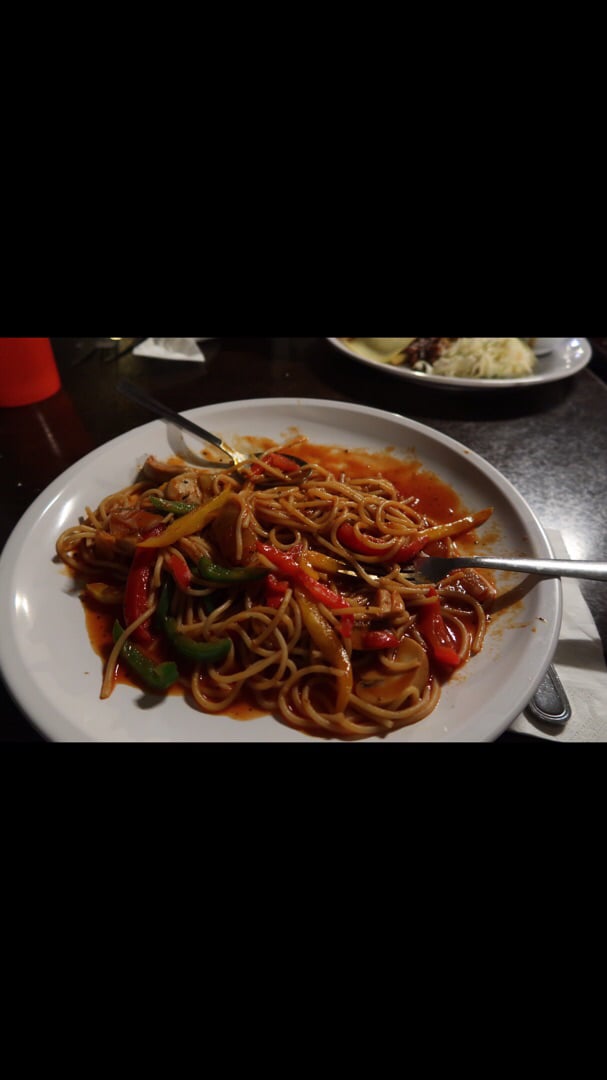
[327,337,591,390]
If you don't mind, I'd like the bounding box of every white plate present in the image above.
[0,398,561,742]
[327,337,591,390]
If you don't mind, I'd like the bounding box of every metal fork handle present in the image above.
[427,555,607,582]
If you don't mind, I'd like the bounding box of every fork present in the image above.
[410,554,607,584]
[329,554,575,726]
[332,553,607,585]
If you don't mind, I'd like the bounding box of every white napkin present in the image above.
[132,338,213,362]
[510,529,607,741]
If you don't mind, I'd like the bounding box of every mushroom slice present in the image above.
[355,637,429,707]
[211,496,257,565]
[375,588,406,619]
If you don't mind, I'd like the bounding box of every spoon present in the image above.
[117,379,255,469]
[527,665,572,727]
[117,379,309,473]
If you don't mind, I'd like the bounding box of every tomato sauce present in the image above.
[81,590,267,716]
[301,441,463,520]
[80,592,181,695]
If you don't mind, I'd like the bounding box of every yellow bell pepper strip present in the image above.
[417,507,493,544]
[416,593,461,668]
[197,555,269,585]
[137,489,232,549]
[295,589,353,713]
[256,542,354,638]
[305,551,346,575]
[112,620,179,691]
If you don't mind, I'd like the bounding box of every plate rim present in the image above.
[0,396,562,742]
[327,337,591,390]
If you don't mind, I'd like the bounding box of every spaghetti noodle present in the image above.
[341,337,537,379]
[55,437,496,739]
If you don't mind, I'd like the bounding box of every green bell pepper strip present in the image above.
[155,581,232,664]
[201,591,228,615]
[154,580,171,628]
[112,620,179,691]
[148,495,199,517]
[197,555,269,585]
[163,618,232,664]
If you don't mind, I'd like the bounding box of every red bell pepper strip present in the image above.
[165,552,192,591]
[256,542,354,637]
[416,596,461,667]
[395,537,429,561]
[337,508,493,564]
[265,573,290,609]
[337,523,383,555]
[249,451,302,478]
[337,522,427,562]
[362,630,400,650]
[269,454,299,472]
[124,523,165,645]
[262,452,301,473]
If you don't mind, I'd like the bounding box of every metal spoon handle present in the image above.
[116,379,236,466]
[527,664,572,727]
[428,555,607,582]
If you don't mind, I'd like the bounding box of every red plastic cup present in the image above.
[0,337,61,407]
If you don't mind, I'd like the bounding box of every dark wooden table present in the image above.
[2,336,606,742]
